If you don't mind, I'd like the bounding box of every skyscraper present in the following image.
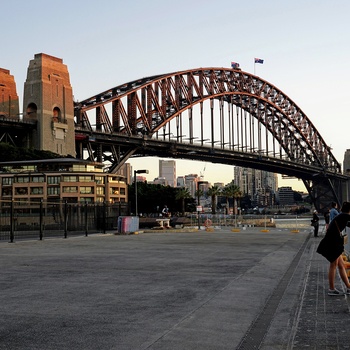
[159,160,176,187]
[234,166,278,206]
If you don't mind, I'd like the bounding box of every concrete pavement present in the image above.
[1,226,350,349]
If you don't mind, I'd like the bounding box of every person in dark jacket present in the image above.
[317,201,350,296]
[311,210,319,237]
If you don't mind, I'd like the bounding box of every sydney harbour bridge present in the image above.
[0,59,348,211]
[73,67,348,211]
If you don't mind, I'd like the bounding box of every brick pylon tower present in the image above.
[0,68,19,117]
[23,53,75,157]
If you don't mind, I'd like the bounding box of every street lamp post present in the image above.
[134,169,149,216]
[197,181,204,230]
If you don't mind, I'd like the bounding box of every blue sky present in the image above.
[2,0,350,191]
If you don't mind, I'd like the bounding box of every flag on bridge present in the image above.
[254,58,264,64]
[231,62,240,69]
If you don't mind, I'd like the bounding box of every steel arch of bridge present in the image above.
[74,67,347,210]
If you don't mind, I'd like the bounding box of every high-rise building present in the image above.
[234,166,278,206]
[159,160,176,187]
[234,167,255,198]
[277,186,295,205]
[185,174,199,197]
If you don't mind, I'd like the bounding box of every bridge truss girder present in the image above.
[74,68,349,210]
[0,116,36,148]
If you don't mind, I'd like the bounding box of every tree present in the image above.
[207,185,221,214]
[175,187,192,215]
[222,181,242,215]
[128,183,195,215]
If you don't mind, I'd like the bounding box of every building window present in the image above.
[62,186,78,193]
[95,176,104,184]
[2,177,12,185]
[62,176,78,182]
[53,106,61,122]
[79,176,93,182]
[15,176,30,183]
[26,102,37,117]
[48,176,61,184]
[80,187,93,194]
[120,188,126,195]
[96,187,104,195]
[48,187,60,195]
[110,187,119,195]
[87,165,98,172]
[30,187,44,195]
[72,165,86,172]
[2,188,12,196]
[15,187,28,195]
[32,176,45,183]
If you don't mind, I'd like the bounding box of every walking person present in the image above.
[329,201,339,223]
[316,201,350,296]
[311,210,319,237]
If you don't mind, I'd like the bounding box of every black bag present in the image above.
[317,236,344,263]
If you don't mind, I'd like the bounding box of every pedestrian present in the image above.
[329,201,339,223]
[311,210,319,237]
[316,201,350,296]
[162,205,169,217]
[324,209,330,230]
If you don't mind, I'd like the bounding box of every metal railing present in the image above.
[0,199,129,242]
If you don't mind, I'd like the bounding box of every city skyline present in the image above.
[129,157,307,192]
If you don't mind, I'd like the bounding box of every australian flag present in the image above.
[231,62,240,69]
[255,58,264,64]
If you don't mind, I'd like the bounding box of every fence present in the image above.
[188,213,268,228]
[187,213,302,228]
[0,199,129,242]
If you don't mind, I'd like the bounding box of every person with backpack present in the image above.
[317,201,350,296]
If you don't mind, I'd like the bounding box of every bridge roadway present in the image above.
[1,225,350,349]
[78,130,344,180]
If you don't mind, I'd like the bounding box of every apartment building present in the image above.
[0,158,128,205]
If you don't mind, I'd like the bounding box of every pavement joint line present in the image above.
[286,237,314,348]
[237,231,312,349]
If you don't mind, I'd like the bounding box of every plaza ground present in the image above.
[1,226,350,349]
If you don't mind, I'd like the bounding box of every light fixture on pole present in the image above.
[197,181,204,230]
[134,169,149,216]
